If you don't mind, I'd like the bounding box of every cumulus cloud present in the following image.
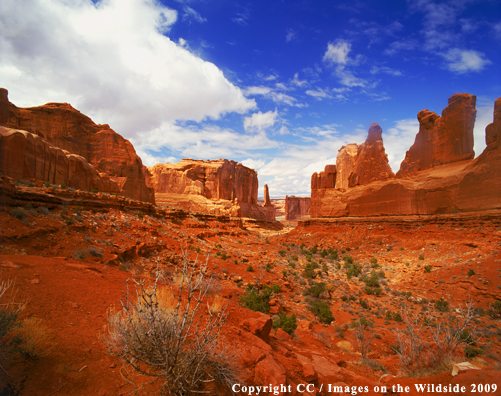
[323,40,351,65]
[0,0,255,140]
[384,119,420,172]
[244,110,278,133]
[442,49,491,74]
[305,88,332,100]
[322,39,367,87]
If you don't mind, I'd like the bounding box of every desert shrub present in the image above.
[435,297,449,312]
[137,211,144,220]
[239,284,280,314]
[304,282,325,298]
[310,244,318,254]
[394,299,478,372]
[265,238,269,245]
[343,255,354,265]
[88,246,103,257]
[278,249,286,257]
[72,247,89,260]
[309,301,334,324]
[60,183,66,189]
[418,254,425,260]
[464,346,482,358]
[345,263,362,279]
[320,249,328,258]
[351,318,374,358]
[329,250,339,260]
[487,300,501,319]
[424,265,432,273]
[13,317,54,361]
[364,287,382,296]
[303,261,319,279]
[37,206,50,216]
[65,218,74,226]
[9,208,27,220]
[272,312,297,335]
[359,298,369,310]
[44,181,50,187]
[107,254,239,396]
[246,265,254,272]
[0,279,23,366]
[467,269,475,277]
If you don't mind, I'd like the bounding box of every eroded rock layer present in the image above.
[347,123,394,187]
[285,196,311,220]
[398,93,476,176]
[1,89,154,203]
[310,95,501,218]
[148,159,275,221]
[335,143,358,189]
[0,127,119,194]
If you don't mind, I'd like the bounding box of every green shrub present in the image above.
[370,257,378,268]
[359,298,369,310]
[44,181,50,188]
[246,265,254,272]
[310,245,318,254]
[467,269,475,277]
[239,284,280,314]
[464,346,482,358]
[278,249,286,257]
[343,255,354,265]
[418,254,425,260]
[265,238,269,245]
[424,265,432,273]
[309,301,334,324]
[60,183,66,189]
[435,297,449,312]
[304,282,326,298]
[487,300,501,319]
[137,211,144,219]
[272,312,297,335]
[303,261,319,279]
[9,208,27,220]
[65,218,75,226]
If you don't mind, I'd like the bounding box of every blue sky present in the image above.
[1,0,499,197]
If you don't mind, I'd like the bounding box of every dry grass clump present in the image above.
[13,317,55,361]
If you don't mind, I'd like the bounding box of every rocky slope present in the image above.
[311,94,500,218]
[148,159,276,221]
[0,89,154,203]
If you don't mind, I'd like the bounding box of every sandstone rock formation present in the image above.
[0,127,119,193]
[347,123,394,187]
[285,195,311,220]
[311,164,336,190]
[0,88,8,125]
[0,89,154,203]
[148,159,275,221]
[310,95,501,218]
[398,93,476,176]
[335,143,358,189]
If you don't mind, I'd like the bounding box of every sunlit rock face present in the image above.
[310,94,501,218]
[0,88,154,203]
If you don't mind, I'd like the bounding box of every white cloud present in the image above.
[384,119,420,172]
[241,158,266,170]
[370,66,403,76]
[286,29,296,43]
[323,40,351,65]
[244,86,304,107]
[291,73,307,87]
[244,110,278,133]
[442,49,491,74]
[0,0,255,140]
[322,39,367,87]
[305,88,332,100]
[183,6,207,23]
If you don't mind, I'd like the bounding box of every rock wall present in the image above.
[310,95,501,218]
[1,89,154,203]
[0,127,119,193]
[347,123,394,187]
[285,196,311,220]
[398,93,476,176]
[148,159,275,221]
[335,144,358,189]
[311,165,336,190]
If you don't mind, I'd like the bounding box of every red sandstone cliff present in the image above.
[311,164,336,190]
[285,195,311,220]
[335,143,358,189]
[397,93,476,176]
[310,94,501,218]
[148,159,275,221]
[0,127,119,193]
[0,89,154,203]
[347,123,394,187]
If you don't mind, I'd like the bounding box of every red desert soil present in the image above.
[1,196,501,395]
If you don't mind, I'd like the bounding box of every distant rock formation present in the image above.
[148,159,275,221]
[335,143,358,189]
[0,89,154,203]
[347,123,394,187]
[398,93,476,176]
[264,184,273,207]
[285,196,311,220]
[311,165,336,190]
[310,94,501,218]
[0,127,119,193]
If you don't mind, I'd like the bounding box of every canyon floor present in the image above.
[1,184,501,395]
